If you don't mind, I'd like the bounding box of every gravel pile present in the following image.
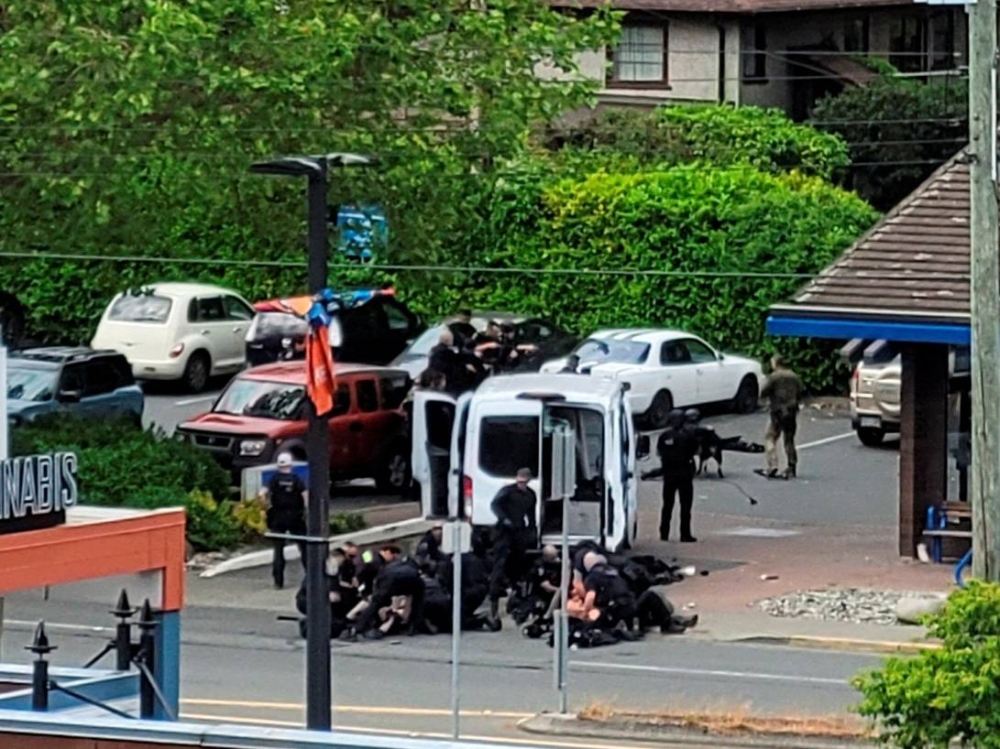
[757,588,941,626]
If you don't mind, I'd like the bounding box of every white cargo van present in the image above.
[411,373,648,551]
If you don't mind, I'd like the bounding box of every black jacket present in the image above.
[491,484,538,534]
[656,424,697,477]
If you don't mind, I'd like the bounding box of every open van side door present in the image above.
[412,390,458,519]
[449,392,473,519]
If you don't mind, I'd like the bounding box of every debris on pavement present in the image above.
[757,588,946,626]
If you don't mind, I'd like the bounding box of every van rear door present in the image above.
[466,399,543,529]
[412,391,458,518]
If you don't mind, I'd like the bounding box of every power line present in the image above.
[0,251,970,283]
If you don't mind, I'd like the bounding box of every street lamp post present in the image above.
[250,152,373,731]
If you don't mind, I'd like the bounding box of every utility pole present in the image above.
[969,0,1000,581]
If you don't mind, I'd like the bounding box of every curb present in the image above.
[518,712,874,749]
[199,517,433,578]
[731,634,940,655]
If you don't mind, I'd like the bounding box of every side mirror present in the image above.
[718,352,726,361]
[636,434,651,460]
[58,389,82,404]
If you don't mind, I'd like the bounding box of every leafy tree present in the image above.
[855,582,1000,749]
[811,71,967,210]
[0,0,618,338]
[544,104,850,180]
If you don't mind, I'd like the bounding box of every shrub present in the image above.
[545,104,850,180]
[11,416,230,507]
[331,512,367,536]
[185,490,246,552]
[469,166,877,392]
[812,73,967,210]
[854,582,1000,749]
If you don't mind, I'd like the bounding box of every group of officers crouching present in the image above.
[295,471,697,646]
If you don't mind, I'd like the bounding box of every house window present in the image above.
[843,15,870,54]
[889,15,928,73]
[930,10,956,70]
[610,23,668,85]
[741,23,767,81]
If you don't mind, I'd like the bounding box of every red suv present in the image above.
[178,363,412,494]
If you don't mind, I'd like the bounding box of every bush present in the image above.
[185,490,246,552]
[854,582,1000,749]
[467,166,877,392]
[11,416,231,507]
[331,512,367,536]
[545,105,850,180]
[812,73,967,210]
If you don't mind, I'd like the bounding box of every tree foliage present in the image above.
[811,71,967,210]
[854,582,1000,749]
[460,165,877,391]
[0,0,618,337]
[545,105,850,180]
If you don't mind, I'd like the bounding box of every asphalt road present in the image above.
[100,388,901,742]
[141,382,225,436]
[0,594,882,741]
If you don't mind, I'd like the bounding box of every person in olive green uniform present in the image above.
[759,355,803,479]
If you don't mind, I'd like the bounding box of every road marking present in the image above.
[182,698,530,719]
[797,432,855,450]
[180,712,656,749]
[574,660,847,686]
[174,395,217,406]
[5,619,109,634]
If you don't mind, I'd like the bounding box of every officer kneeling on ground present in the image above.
[582,553,697,636]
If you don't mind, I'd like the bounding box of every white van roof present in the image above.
[473,372,622,406]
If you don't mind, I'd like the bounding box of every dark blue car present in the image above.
[7,348,145,427]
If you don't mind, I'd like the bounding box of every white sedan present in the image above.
[541,329,763,428]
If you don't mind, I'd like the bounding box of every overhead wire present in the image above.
[0,251,971,283]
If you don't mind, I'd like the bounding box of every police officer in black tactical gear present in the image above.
[656,409,698,543]
[487,467,538,627]
[260,453,307,589]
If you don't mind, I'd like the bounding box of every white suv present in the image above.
[91,282,255,392]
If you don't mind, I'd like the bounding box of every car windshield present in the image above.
[109,294,173,323]
[407,325,447,357]
[213,379,305,420]
[254,312,309,339]
[7,366,58,402]
[574,338,650,364]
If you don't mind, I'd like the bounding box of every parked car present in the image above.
[391,313,578,380]
[6,348,144,427]
[540,329,762,428]
[245,288,424,368]
[850,347,969,446]
[91,283,256,393]
[177,363,412,493]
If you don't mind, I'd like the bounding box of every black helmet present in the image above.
[666,409,686,428]
[684,408,701,424]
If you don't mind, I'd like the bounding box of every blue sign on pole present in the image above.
[336,205,388,263]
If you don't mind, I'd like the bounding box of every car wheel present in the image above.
[376,444,411,496]
[857,427,885,447]
[183,352,210,394]
[732,376,760,414]
[645,390,673,430]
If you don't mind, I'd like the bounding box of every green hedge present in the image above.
[458,165,878,391]
[854,582,1000,749]
[545,104,850,180]
[12,416,230,506]
[0,107,875,392]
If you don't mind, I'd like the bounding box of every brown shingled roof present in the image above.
[552,0,915,13]
[772,154,971,323]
